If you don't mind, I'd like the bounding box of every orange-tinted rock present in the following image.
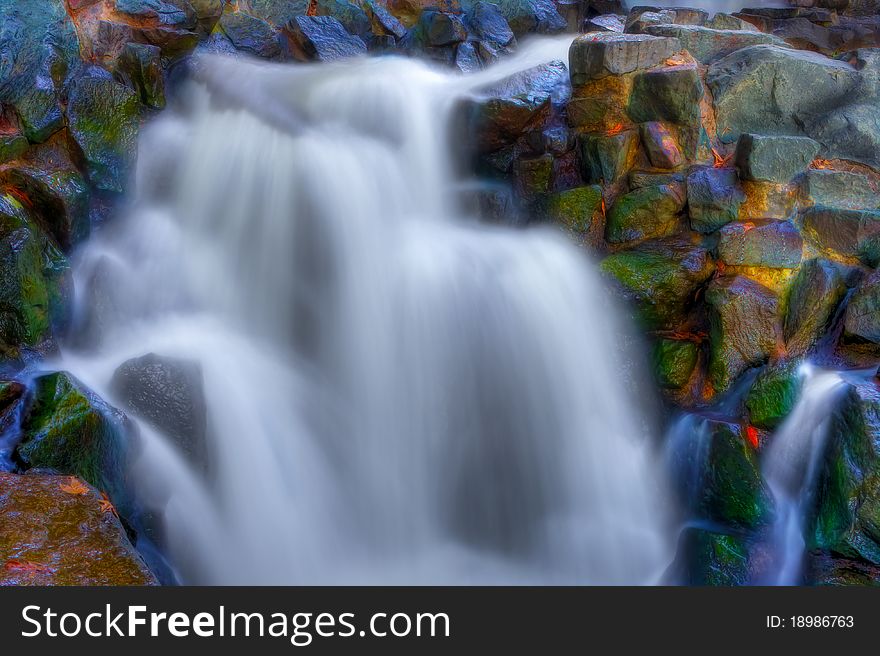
[0,472,156,586]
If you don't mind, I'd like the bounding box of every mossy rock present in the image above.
[680,527,752,586]
[578,129,639,184]
[745,361,803,430]
[15,372,134,519]
[545,185,602,234]
[784,258,849,357]
[605,183,685,244]
[653,339,698,389]
[0,472,155,585]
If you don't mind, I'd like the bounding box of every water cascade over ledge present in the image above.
[56,38,674,585]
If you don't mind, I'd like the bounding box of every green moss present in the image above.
[605,184,684,244]
[545,185,602,233]
[684,528,751,586]
[653,339,698,389]
[745,361,802,430]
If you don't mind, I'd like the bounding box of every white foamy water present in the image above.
[58,38,673,585]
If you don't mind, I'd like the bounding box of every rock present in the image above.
[218,11,282,59]
[0,136,91,250]
[738,180,798,221]
[809,103,880,170]
[408,10,468,48]
[114,0,198,29]
[117,43,166,109]
[67,76,140,194]
[734,134,820,183]
[629,170,685,189]
[315,0,373,42]
[717,220,803,269]
[0,472,156,585]
[249,0,310,27]
[136,25,200,59]
[584,15,625,34]
[784,259,850,356]
[808,552,880,586]
[189,0,224,34]
[679,527,752,586]
[640,122,684,169]
[746,361,803,430]
[628,64,703,125]
[545,184,603,234]
[707,45,862,145]
[698,419,773,529]
[811,380,880,565]
[844,270,880,344]
[578,129,639,184]
[467,60,569,152]
[466,1,515,48]
[461,183,520,225]
[364,0,407,39]
[642,24,788,64]
[80,19,134,69]
[110,353,207,471]
[803,207,880,266]
[514,154,553,202]
[653,338,698,389]
[494,0,567,36]
[625,9,678,34]
[0,0,82,143]
[687,168,745,234]
[705,276,781,392]
[566,74,632,133]
[707,14,760,31]
[15,372,134,518]
[605,183,685,244]
[283,16,368,62]
[802,170,880,210]
[454,41,481,73]
[569,33,681,85]
[600,237,715,330]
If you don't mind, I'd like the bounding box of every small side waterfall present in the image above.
[761,366,847,585]
[57,39,675,585]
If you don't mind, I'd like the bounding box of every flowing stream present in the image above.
[55,38,675,585]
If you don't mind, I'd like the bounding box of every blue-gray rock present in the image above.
[628,64,704,125]
[803,206,880,266]
[284,16,368,62]
[466,1,515,47]
[315,0,373,42]
[495,0,567,36]
[569,33,681,85]
[219,11,282,59]
[455,41,482,73]
[687,168,745,234]
[734,134,820,183]
[642,24,789,64]
[844,270,880,344]
[808,103,880,170]
[802,170,880,210]
[717,220,803,269]
[117,43,166,109]
[784,258,850,356]
[249,0,310,27]
[114,0,198,29]
[363,0,407,39]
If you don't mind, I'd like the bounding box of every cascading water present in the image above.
[55,38,674,585]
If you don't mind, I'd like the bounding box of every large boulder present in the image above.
[0,0,82,142]
[110,353,207,470]
[716,220,803,269]
[745,360,802,430]
[315,0,374,43]
[653,338,699,389]
[67,75,140,194]
[283,16,368,62]
[640,122,685,169]
[494,0,566,37]
[628,63,704,125]
[578,129,639,184]
[544,184,603,235]
[642,24,788,64]
[248,0,310,27]
[803,207,880,266]
[15,372,135,518]
[0,472,156,585]
[734,134,820,184]
[808,103,880,170]
[801,170,880,210]
[466,1,515,48]
[604,183,685,244]
[601,237,715,330]
[844,270,880,344]
[114,0,198,29]
[218,11,283,59]
[707,45,862,145]
[678,527,753,586]
[705,275,781,392]
[569,33,681,85]
[117,43,166,109]
[784,258,850,356]
[687,168,745,234]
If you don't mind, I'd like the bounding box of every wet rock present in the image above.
[734,134,820,184]
[137,25,200,58]
[467,60,569,152]
[494,0,566,37]
[566,74,632,133]
[407,10,468,48]
[0,472,156,585]
[707,45,862,145]
[461,183,519,225]
[717,220,803,269]
[642,24,788,64]
[699,419,773,529]
[605,183,685,244]
[679,527,752,586]
[364,0,407,40]
[584,14,625,34]
[738,180,798,222]
[514,154,553,202]
[803,207,880,266]
[117,43,166,109]
[784,258,849,356]
[628,64,703,126]
[0,0,82,143]
[802,170,880,210]
[705,276,781,392]
[454,41,481,73]
[249,0,310,27]
[545,184,602,234]
[707,13,760,31]
[640,122,684,169]
[687,168,745,234]
[110,353,207,471]
[578,129,639,184]
[808,552,880,586]
[15,372,134,518]
[189,0,224,34]
[745,361,802,430]
[67,76,140,194]
[628,170,685,189]
[569,33,681,85]
[624,9,678,34]
[809,103,880,171]
[114,0,198,29]
[315,0,374,42]
[844,270,880,344]
[600,237,715,330]
[466,1,515,48]
[218,11,282,59]
[653,338,698,389]
[0,136,91,250]
[81,19,135,68]
[283,16,368,62]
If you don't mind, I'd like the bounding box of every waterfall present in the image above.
[57,38,674,585]
[761,365,847,585]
